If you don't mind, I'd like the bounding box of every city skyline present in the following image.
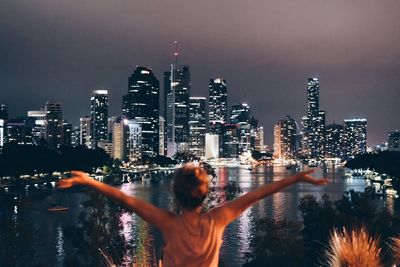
[1,1,400,145]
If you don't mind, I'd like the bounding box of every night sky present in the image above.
[1,0,399,146]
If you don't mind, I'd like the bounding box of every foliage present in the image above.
[0,144,112,177]
[243,218,305,267]
[245,191,400,266]
[63,191,126,266]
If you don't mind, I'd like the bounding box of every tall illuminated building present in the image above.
[91,90,108,148]
[189,97,206,157]
[222,124,240,158]
[344,118,367,159]
[230,103,251,154]
[209,78,227,135]
[6,118,32,145]
[302,78,325,160]
[27,110,47,146]
[273,116,297,161]
[123,67,159,158]
[63,120,72,146]
[165,64,191,156]
[45,101,63,149]
[112,117,142,162]
[159,116,165,155]
[325,123,344,159]
[80,116,92,148]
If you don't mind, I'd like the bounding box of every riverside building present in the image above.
[91,90,108,148]
[209,78,228,135]
[123,67,159,158]
[344,118,367,159]
[189,97,206,158]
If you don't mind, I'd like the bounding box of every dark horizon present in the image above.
[1,0,399,146]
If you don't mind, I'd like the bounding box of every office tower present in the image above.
[222,124,240,158]
[165,65,191,156]
[126,119,142,163]
[123,67,159,158]
[45,101,63,149]
[273,116,297,161]
[111,117,142,162]
[63,120,72,146]
[80,116,92,148]
[252,126,264,152]
[209,78,228,135]
[230,103,251,154]
[27,110,47,146]
[71,126,80,147]
[112,117,127,161]
[344,118,367,159]
[159,116,165,155]
[302,78,325,160]
[325,123,344,159]
[6,118,32,145]
[388,130,400,151]
[189,97,206,157]
[91,90,108,148]
[107,116,117,142]
[205,133,220,159]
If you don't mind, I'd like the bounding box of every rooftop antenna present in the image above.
[174,40,179,67]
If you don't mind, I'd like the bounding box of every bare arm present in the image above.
[57,171,174,232]
[209,170,328,226]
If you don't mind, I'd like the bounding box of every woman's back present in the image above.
[162,212,224,267]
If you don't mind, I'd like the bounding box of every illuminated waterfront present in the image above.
[2,165,396,266]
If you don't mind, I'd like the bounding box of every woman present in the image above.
[58,163,327,267]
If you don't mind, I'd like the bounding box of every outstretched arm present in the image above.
[57,171,174,232]
[210,170,328,226]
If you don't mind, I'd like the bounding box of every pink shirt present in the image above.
[162,213,225,267]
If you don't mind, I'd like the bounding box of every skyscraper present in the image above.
[222,124,240,158]
[91,90,108,148]
[45,101,63,149]
[189,97,206,157]
[273,116,297,161]
[63,120,72,146]
[80,116,92,148]
[27,110,47,146]
[230,103,251,154]
[344,118,367,159]
[302,78,325,160]
[165,65,191,156]
[209,78,227,135]
[123,67,159,158]
[325,123,344,159]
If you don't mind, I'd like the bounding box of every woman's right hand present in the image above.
[295,170,328,186]
[57,170,92,189]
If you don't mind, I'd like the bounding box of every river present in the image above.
[1,165,397,266]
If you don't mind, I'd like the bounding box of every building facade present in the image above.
[91,90,108,148]
[123,67,159,158]
[189,97,206,157]
[45,101,63,149]
[209,78,228,135]
[344,118,367,159]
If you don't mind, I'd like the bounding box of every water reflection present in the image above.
[0,165,385,267]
